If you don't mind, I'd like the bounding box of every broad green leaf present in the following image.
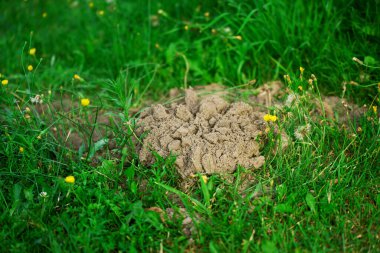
[94,138,109,152]
[306,193,317,214]
[130,181,137,194]
[364,56,376,65]
[274,203,293,213]
[262,241,278,253]
[209,241,219,253]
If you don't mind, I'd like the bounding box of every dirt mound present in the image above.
[135,89,267,178]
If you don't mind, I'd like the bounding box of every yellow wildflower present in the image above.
[298,85,303,91]
[19,147,24,153]
[263,114,271,122]
[263,114,277,122]
[300,67,305,75]
[27,65,33,71]
[204,12,210,17]
[29,48,36,55]
[234,35,242,40]
[2,79,8,86]
[270,115,277,122]
[201,175,208,184]
[81,98,90,107]
[73,74,81,80]
[373,106,377,114]
[65,175,75,184]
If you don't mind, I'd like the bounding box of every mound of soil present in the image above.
[135,89,268,178]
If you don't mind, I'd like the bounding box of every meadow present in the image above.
[0,0,379,252]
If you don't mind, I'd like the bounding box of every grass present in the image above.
[0,0,379,252]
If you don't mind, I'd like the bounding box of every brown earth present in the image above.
[25,82,368,173]
[31,96,120,154]
[135,88,273,178]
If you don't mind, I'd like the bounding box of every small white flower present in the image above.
[30,94,43,104]
[285,93,297,107]
[294,124,311,141]
[39,191,48,198]
[294,131,304,141]
[223,27,232,35]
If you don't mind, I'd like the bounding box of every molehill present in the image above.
[135,88,270,178]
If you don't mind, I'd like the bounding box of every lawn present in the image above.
[0,0,379,252]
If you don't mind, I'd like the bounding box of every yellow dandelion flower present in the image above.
[81,98,90,107]
[27,65,33,71]
[373,106,377,114]
[29,48,36,55]
[65,175,75,184]
[74,74,81,80]
[42,12,47,18]
[19,147,24,153]
[2,79,8,86]
[263,114,271,122]
[263,114,277,122]
[300,66,305,75]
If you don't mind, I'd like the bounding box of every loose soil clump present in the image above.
[135,89,268,178]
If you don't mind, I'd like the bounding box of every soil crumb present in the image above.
[135,89,267,178]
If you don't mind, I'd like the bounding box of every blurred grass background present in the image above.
[1,0,379,101]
